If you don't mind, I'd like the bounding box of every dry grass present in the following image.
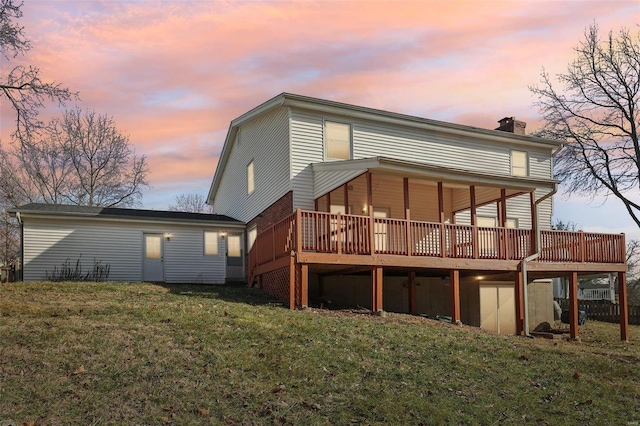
[0,281,639,425]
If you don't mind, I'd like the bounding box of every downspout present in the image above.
[521,144,562,336]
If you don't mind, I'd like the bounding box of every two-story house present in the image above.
[208,93,629,339]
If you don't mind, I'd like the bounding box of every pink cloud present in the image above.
[1,0,638,215]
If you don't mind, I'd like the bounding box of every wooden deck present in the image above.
[249,209,626,281]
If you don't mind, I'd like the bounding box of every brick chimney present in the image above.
[495,117,526,135]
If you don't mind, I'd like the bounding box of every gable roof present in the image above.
[11,203,243,226]
[207,92,562,205]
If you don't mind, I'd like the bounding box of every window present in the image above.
[325,121,351,160]
[506,218,518,228]
[511,150,528,176]
[247,160,255,194]
[247,226,257,251]
[477,216,496,227]
[204,231,219,256]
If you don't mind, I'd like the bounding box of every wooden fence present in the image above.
[555,298,640,325]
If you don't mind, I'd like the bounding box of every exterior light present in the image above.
[164,233,172,241]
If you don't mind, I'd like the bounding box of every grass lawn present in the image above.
[0,282,639,425]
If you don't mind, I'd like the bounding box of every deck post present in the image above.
[515,269,524,335]
[408,271,416,315]
[529,192,537,254]
[470,186,478,259]
[619,271,629,341]
[568,272,579,339]
[499,189,507,227]
[344,183,349,213]
[438,182,446,257]
[371,266,383,313]
[450,269,461,324]
[289,255,296,310]
[367,172,375,255]
[298,263,308,308]
[404,178,412,256]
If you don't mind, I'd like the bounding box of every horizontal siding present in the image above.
[291,110,325,210]
[213,106,290,222]
[23,218,232,284]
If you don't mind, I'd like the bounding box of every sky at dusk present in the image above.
[2,0,640,238]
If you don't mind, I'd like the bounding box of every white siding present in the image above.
[22,218,232,284]
[290,107,554,230]
[213,106,291,222]
[454,193,552,230]
[291,110,325,210]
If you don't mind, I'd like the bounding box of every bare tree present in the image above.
[2,108,149,208]
[168,193,212,213]
[530,23,640,227]
[0,0,76,140]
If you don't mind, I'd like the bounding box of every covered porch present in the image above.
[249,158,629,340]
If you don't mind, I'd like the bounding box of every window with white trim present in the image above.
[247,160,255,195]
[204,231,219,256]
[325,121,352,160]
[511,150,528,176]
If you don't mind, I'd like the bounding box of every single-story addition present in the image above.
[10,204,245,284]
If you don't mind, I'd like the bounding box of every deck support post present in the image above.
[438,182,446,258]
[530,192,537,253]
[515,269,524,335]
[450,269,461,324]
[344,183,349,213]
[367,172,375,255]
[619,271,629,341]
[470,186,478,259]
[568,271,579,339]
[298,263,308,308]
[499,189,507,227]
[404,178,412,256]
[371,266,384,313]
[408,271,416,315]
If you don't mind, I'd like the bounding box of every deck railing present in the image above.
[249,210,626,272]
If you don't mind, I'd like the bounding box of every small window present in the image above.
[511,150,528,176]
[506,218,518,229]
[325,121,351,160]
[477,216,497,227]
[204,231,219,256]
[247,160,255,195]
[247,226,257,251]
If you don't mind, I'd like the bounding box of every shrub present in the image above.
[46,256,110,282]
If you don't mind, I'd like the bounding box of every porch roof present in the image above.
[312,156,558,201]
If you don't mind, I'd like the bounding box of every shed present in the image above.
[10,204,245,284]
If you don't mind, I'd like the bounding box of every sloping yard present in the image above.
[0,282,639,425]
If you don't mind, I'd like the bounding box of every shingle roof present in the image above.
[11,203,243,224]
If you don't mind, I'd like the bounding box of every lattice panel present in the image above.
[261,267,290,304]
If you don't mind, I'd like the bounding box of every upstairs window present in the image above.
[325,121,351,160]
[247,160,255,195]
[511,150,528,176]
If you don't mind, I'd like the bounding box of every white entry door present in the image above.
[143,234,165,282]
[226,233,244,281]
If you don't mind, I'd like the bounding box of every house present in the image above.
[207,93,630,339]
[11,204,244,284]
